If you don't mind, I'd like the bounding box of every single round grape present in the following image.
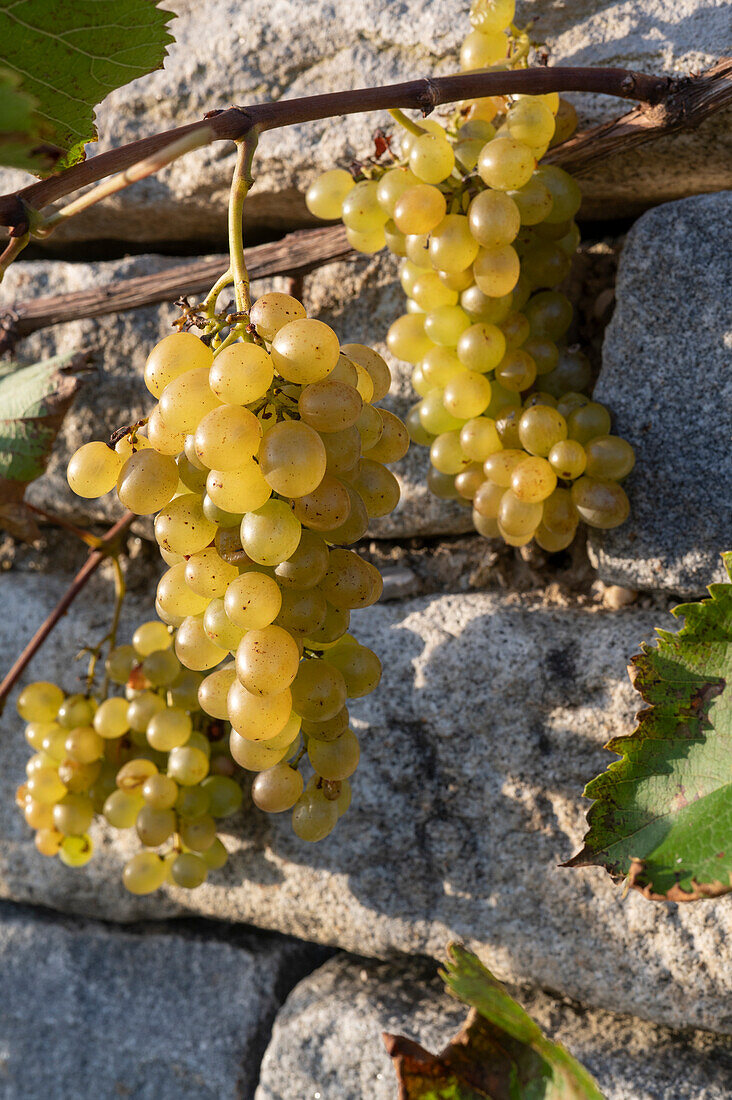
[523,391,558,409]
[571,477,630,529]
[168,744,209,786]
[535,522,576,552]
[478,137,535,192]
[194,404,262,470]
[498,490,543,538]
[438,267,475,292]
[353,460,400,518]
[500,311,530,350]
[206,461,272,514]
[460,28,506,69]
[301,707,349,742]
[175,785,210,819]
[168,669,204,710]
[355,404,383,452]
[443,370,492,419]
[146,708,191,760]
[383,219,407,256]
[198,665,237,720]
[319,485,370,545]
[184,547,238,600]
[483,449,525,487]
[235,624,300,697]
[468,190,520,249]
[140,649,181,688]
[376,167,420,216]
[292,475,352,532]
[64,725,105,764]
[17,681,64,723]
[224,572,281,631]
[116,449,179,514]
[252,764,303,813]
[341,179,388,232]
[131,621,171,658]
[156,562,209,621]
[202,838,229,870]
[154,494,217,556]
[523,337,558,375]
[259,420,327,498]
[175,615,228,671]
[340,343,391,403]
[424,304,471,348]
[507,98,556,148]
[548,439,587,480]
[179,813,216,852]
[362,410,409,465]
[518,405,567,457]
[24,799,54,830]
[290,658,347,722]
[250,292,306,342]
[146,406,185,456]
[456,323,506,373]
[116,758,158,794]
[25,721,59,752]
[209,341,274,405]
[534,165,582,223]
[393,183,447,236]
[270,319,340,385]
[201,775,243,818]
[387,313,433,364]
[305,168,355,219]
[461,284,512,324]
[405,232,432,267]
[460,417,502,462]
[142,773,179,810]
[524,291,573,341]
[508,178,554,225]
[144,331,212,397]
[540,349,592,399]
[398,117,445,158]
[202,598,244,653]
[292,790,338,841]
[522,240,572,289]
[567,402,613,445]
[325,644,382,698]
[59,833,94,868]
[470,0,515,32]
[495,348,536,393]
[104,788,144,828]
[430,432,468,475]
[298,380,362,435]
[135,804,176,847]
[35,828,64,857]
[52,793,94,836]
[241,499,302,567]
[309,728,360,781]
[229,729,290,770]
[202,494,242,529]
[57,695,95,730]
[158,367,220,435]
[275,530,330,589]
[473,245,520,298]
[418,390,463,436]
[345,226,386,254]
[304,602,351,648]
[510,456,557,503]
[399,258,425,297]
[473,479,505,519]
[456,465,487,501]
[584,436,635,481]
[171,852,208,889]
[123,851,167,895]
[556,392,591,419]
[67,442,122,498]
[429,214,479,273]
[321,548,382,610]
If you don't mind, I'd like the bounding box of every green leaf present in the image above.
[0,0,175,175]
[567,554,732,901]
[384,945,604,1100]
[0,66,64,173]
[0,352,91,539]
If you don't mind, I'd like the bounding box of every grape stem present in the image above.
[228,130,260,318]
[388,109,428,138]
[83,556,126,698]
[0,511,135,716]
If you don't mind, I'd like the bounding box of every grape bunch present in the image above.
[305,0,635,550]
[15,622,240,894]
[66,289,407,843]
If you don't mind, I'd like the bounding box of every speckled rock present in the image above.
[2,560,730,1036]
[0,0,728,243]
[256,954,732,1100]
[0,898,320,1100]
[590,192,732,596]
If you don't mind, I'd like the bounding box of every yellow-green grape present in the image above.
[428,214,479,273]
[156,562,209,623]
[534,165,582,223]
[411,272,457,312]
[24,799,54,829]
[408,131,455,184]
[429,432,469,475]
[352,460,400,518]
[460,417,502,462]
[438,268,475,292]
[154,494,217,556]
[398,117,445,157]
[455,465,485,499]
[59,833,94,867]
[393,184,447,235]
[571,477,630,529]
[443,370,492,419]
[259,421,327,497]
[518,405,567,457]
[362,409,409,463]
[175,784,210,819]
[473,245,520,297]
[158,368,220,435]
[340,343,391,403]
[52,793,94,836]
[64,726,104,764]
[356,404,384,451]
[405,232,431,268]
[146,706,192,751]
[235,624,300,697]
[325,643,381,698]
[225,572,282,631]
[454,136,488,171]
[168,669,204,711]
[507,99,556,150]
[179,813,216,852]
[57,695,95,730]
[567,402,613,445]
[250,292,307,342]
[495,348,536,392]
[241,499,302,567]
[175,615,228,671]
[209,341,274,405]
[548,439,587,480]
[202,838,229,870]
[460,27,507,69]
[522,240,571,289]
[524,392,559,409]
[146,406,185,456]
[142,648,182,688]
[523,337,558,375]
[202,495,244,529]
[227,678,293,742]
[34,828,64,856]
[302,708,348,742]
[341,180,388,232]
[202,599,243,652]
[276,587,327,638]
[183,547,238,601]
[456,322,506,373]
[60,759,102,795]
[298,380,362,435]
[123,852,167,895]
[345,226,387,254]
[424,305,471,347]
[171,851,208,888]
[556,392,591,419]
[383,219,407,255]
[142,773,179,810]
[351,361,375,403]
[291,474,352,533]
[478,137,535,192]
[17,681,64,723]
[320,549,382,610]
[483,449,525,487]
[461,284,512,324]
[309,728,360,781]
[230,729,289,770]
[168,744,209,786]
[583,436,635,481]
[251,764,303,813]
[270,318,340,384]
[427,468,461,500]
[321,485,368,546]
[542,488,579,536]
[130,621,171,658]
[25,721,58,752]
[473,479,506,519]
[116,449,178,515]
[275,530,330,589]
[508,177,554,225]
[387,314,433,364]
[399,258,424,297]
[468,190,520,249]
[104,789,144,828]
[510,456,557,503]
[144,331,213,397]
[305,168,355,219]
[329,354,360,389]
[549,97,578,145]
[193,404,262,470]
[524,291,573,341]
[198,664,237,719]
[291,659,347,722]
[67,442,122,498]
[498,489,542,538]
[206,461,272,514]
[418,390,463,435]
[200,775,243,817]
[500,311,530,349]
[470,0,515,31]
[541,348,592,398]
[292,790,338,842]
[376,167,419,215]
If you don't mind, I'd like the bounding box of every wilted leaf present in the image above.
[0,0,175,175]
[0,351,91,539]
[0,66,63,173]
[567,554,732,901]
[385,945,604,1100]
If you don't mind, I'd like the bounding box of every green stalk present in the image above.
[228,131,259,318]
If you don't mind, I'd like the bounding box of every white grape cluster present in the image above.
[306,0,635,550]
[66,290,407,843]
[15,622,239,894]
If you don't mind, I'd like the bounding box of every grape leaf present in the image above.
[384,944,604,1100]
[567,554,732,901]
[0,352,91,540]
[0,66,64,173]
[0,0,175,175]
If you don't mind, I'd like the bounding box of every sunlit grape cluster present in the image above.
[15,623,239,894]
[66,290,406,844]
[306,0,634,550]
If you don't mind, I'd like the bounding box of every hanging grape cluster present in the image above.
[306,0,634,550]
[62,289,407,856]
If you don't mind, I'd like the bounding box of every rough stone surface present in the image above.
[590,193,732,596]
[1,0,729,243]
[1,251,471,538]
[0,898,321,1100]
[3,560,731,1036]
[256,955,732,1100]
